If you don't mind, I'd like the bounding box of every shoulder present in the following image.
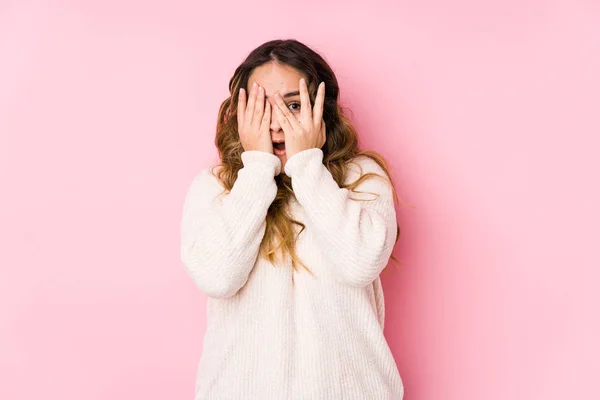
[188,164,227,195]
[344,155,391,186]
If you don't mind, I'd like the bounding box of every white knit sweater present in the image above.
[180,148,404,400]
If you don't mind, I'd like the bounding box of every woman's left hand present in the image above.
[272,78,326,159]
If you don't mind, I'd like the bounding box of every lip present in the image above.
[273,139,286,156]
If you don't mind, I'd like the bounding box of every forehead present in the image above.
[248,62,305,94]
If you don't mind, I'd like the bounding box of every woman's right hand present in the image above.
[237,82,273,153]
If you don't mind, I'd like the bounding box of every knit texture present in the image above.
[180,148,404,400]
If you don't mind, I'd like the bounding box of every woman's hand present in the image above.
[272,78,326,159]
[237,82,273,153]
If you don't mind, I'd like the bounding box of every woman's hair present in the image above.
[212,38,407,273]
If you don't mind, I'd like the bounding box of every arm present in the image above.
[180,151,281,298]
[284,148,397,287]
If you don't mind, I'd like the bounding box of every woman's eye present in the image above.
[288,102,301,112]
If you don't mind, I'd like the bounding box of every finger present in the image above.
[273,91,301,132]
[260,100,271,132]
[273,101,293,136]
[320,120,327,147]
[237,88,246,127]
[313,82,325,126]
[299,78,312,122]
[245,82,257,125]
[253,86,265,128]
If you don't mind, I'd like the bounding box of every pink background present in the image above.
[1,1,599,399]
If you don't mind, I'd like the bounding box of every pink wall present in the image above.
[2,1,599,399]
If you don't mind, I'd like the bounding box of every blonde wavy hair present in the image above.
[211,39,408,274]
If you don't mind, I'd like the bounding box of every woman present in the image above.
[180,38,405,400]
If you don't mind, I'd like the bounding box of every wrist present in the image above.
[241,151,282,176]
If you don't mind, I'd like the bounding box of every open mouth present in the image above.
[273,141,286,151]
[273,141,286,156]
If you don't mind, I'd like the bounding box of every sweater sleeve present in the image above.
[284,148,397,287]
[180,151,281,298]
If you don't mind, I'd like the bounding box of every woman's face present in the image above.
[247,62,307,171]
